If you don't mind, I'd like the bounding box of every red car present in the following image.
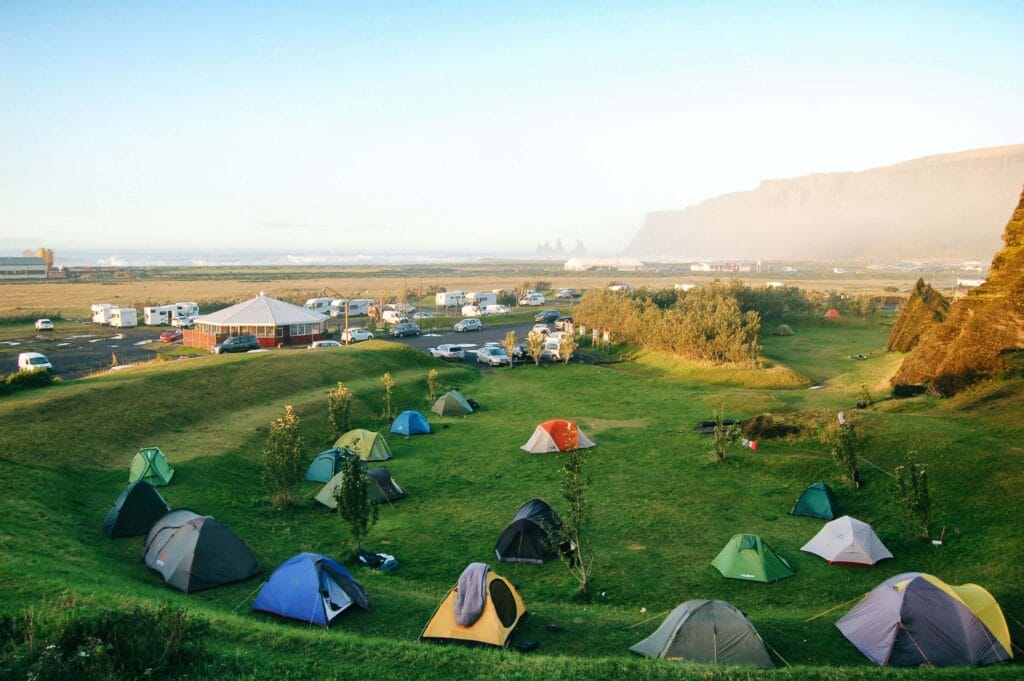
[160,328,183,343]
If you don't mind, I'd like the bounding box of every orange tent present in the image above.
[824,308,841,318]
[520,419,596,453]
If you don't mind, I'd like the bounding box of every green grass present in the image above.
[1,323,1022,679]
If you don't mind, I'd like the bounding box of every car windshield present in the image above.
[30,357,48,365]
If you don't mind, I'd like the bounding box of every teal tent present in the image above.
[791,482,839,520]
[306,448,355,483]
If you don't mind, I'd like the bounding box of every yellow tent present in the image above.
[333,429,392,461]
[421,567,525,647]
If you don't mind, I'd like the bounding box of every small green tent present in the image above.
[791,482,839,519]
[773,324,794,336]
[333,429,392,461]
[431,390,473,417]
[711,534,793,583]
[129,447,174,486]
[316,467,406,508]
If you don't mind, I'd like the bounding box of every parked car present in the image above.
[17,351,52,372]
[512,343,530,360]
[483,304,511,315]
[454,318,483,332]
[556,288,581,299]
[428,344,465,361]
[531,323,551,336]
[34,318,53,331]
[341,327,374,344]
[554,315,574,331]
[535,309,560,323]
[159,328,183,343]
[389,322,421,338]
[212,334,261,354]
[382,310,409,324]
[540,338,566,362]
[476,346,511,366]
[172,315,196,328]
[309,340,343,349]
[412,311,434,320]
[519,293,545,306]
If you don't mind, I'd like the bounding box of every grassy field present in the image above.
[1,317,1021,679]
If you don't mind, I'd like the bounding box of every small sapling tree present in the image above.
[263,405,305,509]
[710,404,739,463]
[830,413,861,488]
[426,368,441,404]
[327,382,353,437]
[380,371,396,419]
[895,454,931,539]
[526,330,545,366]
[558,422,595,600]
[332,450,379,551]
[559,332,578,365]
[501,330,518,368]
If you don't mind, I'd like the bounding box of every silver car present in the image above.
[454,318,483,332]
[476,346,511,366]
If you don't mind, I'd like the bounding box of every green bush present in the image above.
[0,593,208,680]
[6,368,54,390]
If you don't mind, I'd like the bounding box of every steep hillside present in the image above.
[627,145,1024,260]
[893,185,1024,394]
[886,278,949,352]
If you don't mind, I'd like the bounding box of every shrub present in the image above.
[830,416,861,488]
[0,593,208,681]
[380,372,396,419]
[262,405,305,509]
[332,452,379,551]
[710,404,739,462]
[501,330,518,368]
[558,430,594,600]
[426,369,441,404]
[4,369,54,391]
[895,455,932,539]
[326,382,353,437]
[526,331,545,366]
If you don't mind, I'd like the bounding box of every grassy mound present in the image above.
[1,329,1021,679]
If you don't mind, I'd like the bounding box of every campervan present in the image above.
[143,305,177,326]
[174,302,199,318]
[110,308,138,328]
[329,298,373,318]
[91,303,116,325]
[303,297,334,313]
[435,291,466,307]
[465,292,497,307]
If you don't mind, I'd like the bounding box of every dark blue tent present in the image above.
[253,553,369,626]
[390,410,431,436]
[306,448,354,483]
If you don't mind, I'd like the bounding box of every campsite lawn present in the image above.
[1,320,1022,680]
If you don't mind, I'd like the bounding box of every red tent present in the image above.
[824,308,841,318]
[520,419,596,453]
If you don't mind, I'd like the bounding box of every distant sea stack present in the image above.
[626,145,1024,260]
[892,185,1024,395]
[886,279,950,353]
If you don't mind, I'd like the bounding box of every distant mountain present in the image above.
[626,145,1024,260]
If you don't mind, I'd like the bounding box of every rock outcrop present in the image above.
[892,186,1024,395]
[886,279,950,353]
[626,145,1024,260]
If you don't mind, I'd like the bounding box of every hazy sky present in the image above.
[2,1,1022,255]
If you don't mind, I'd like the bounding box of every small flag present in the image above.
[741,438,759,451]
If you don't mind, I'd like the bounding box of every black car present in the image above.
[212,334,261,354]
[389,322,421,338]
[535,309,561,323]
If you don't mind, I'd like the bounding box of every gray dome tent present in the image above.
[103,481,170,538]
[494,498,562,564]
[630,599,774,667]
[143,509,260,593]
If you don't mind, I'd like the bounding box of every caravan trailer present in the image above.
[435,291,466,307]
[143,305,177,326]
[303,297,334,314]
[110,308,138,328]
[91,303,116,325]
[465,292,497,307]
[329,298,373,318]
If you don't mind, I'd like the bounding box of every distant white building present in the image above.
[956,278,985,288]
[564,257,644,272]
[0,256,47,280]
[766,281,785,289]
[689,262,750,273]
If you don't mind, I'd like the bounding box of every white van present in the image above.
[18,352,52,372]
[519,293,545,306]
[382,310,409,324]
[484,304,511,315]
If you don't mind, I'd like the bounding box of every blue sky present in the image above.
[1,1,1022,254]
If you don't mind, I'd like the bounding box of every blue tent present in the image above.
[253,553,369,626]
[306,448,354,483]
[390,410,431,436]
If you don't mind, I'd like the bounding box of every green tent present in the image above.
[333,429,392,461]
[711,534,793,583]
[772,324,794,336]
[103,481,171,538]
[431,390,473,417]
[629,599,774,667]
[315,467,406,508]
[129,447,174,486]
[791,482,839,519]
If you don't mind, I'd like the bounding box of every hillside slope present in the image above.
[627,145,1024,260]
[886,278,949,353]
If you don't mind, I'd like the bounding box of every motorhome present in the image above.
[303,297,334,314]
[435,291,466,307]
[91,303,116,324]
[465,291,497,307]
[174,302,199,318]
[143,305,177,326]
[109,308,138,328]
[329,298,373,318]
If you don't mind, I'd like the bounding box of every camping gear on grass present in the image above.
[431,390,474,417]
[791,482,839,520]
[143,509,260,593]
[629,599,774,668]
[692,419,740,434]
[129,446,174,486]
[103,481,171,538]
[253,552,368,626]
[520,419,595,453]
[711,534,793,583]
[390,410,431,436]
[837,572,1012,667]
[357,549,398,572]
[306,448,355,483]
[333,429,392,461]
[495,498,562,564]
[315,466,406,508]
[800,515,892,567]
[421,563,526,647]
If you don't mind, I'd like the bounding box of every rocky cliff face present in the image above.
[892,185,1024,395]
[627,145,1024,260]
[886,279,949,353]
